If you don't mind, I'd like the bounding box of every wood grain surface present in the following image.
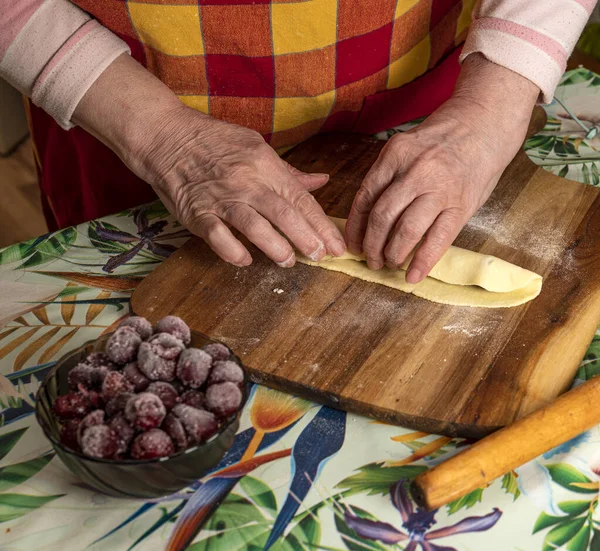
[132,109,600,437]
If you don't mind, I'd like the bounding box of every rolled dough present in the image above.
[297,217,543,308]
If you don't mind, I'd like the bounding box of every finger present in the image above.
[384,195,443,270]
[405,209,466,284]
[295,173,330,191]
[288,189,347,257]
[219,202,296,267]
[345,151,397,255]
[361,179,418,270]
[189,213,252,267]
[252,190,328,261]
[286,163,330,191]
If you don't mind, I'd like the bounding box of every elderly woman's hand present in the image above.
[74,54,345,268]
[134,106,347,267]
[345,54,540,283]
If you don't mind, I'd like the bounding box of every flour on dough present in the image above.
[297,217,543,308]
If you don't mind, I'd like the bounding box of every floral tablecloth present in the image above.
[1,68,600,551]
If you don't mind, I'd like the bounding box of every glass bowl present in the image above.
[35,331,248,499]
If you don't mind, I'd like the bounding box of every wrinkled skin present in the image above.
[74,53,538,277]
[345,55,539,282]
[135,112,346,266]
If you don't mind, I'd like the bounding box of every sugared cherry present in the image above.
[208,361,244,386]
[80,425,118,459]
[180,389,205,410]
[130,429,174,460]
[101,371,134,402]
[155,316,191,345]
[176,348,211,389]
[172,404,218,444]
[125,392,166,430]
[201,343,230,362]
[205,382,243,418]
[53,392,91,419]
[119,316,153,340]
[147,382,178,411]
[108,413,135,455]
[106,326,142,365]
[123,361,150,392]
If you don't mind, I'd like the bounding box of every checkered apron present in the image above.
[28,0,475,228]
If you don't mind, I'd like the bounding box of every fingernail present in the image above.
[277,252,295,268]
[406,268,422,284]
[330,238,346,257]
[233,255,252,267]
[313,173,329,182]
[307,242,325,262]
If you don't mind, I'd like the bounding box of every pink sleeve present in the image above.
[460,0,598,104]
[0,0,130,130]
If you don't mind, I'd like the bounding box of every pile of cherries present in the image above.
[52,316,244,460]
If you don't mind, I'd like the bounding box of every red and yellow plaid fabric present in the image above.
[73,0,476,150]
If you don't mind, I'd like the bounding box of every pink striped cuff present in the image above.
[460,25,562,104]
[472,0,594,51]
[475,17,568,69]
[464,0,597,103]
[32,23,129,129]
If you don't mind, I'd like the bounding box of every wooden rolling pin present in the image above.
[411,375,600,510]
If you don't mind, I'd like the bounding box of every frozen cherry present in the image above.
[101,371,134,402]
[172,404,218,444]
[176,348,211,389]
[147,333,185,360]
[84,352,116,370]
[208,361,244,386]
[123,361,150,392]
[201,343,230,362]
[119,316,153,340]
[155,316,191,345]
[180,389,205,410]
[80,425,118,459]
[162,414,187,451]
[77,386,104,409]
[53,392,91,419]
[137,333,184,382]
[125,392,166,430]
[106,326,142,365]
[131,429,174,460]
[205,382,243,418]
[105,391,134,417]
[60,419,81,451]
[77,409,105,446]
[147,382,179,411]
[68,363,107,390]
[108,413,135,455]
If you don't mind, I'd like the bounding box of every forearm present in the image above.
[72,53,193,181]
[461,0,598,104]
[449,53,539,153]
[0,0,129,129]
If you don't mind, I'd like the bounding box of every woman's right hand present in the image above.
[73,54,345,267]
[134,106,346,267]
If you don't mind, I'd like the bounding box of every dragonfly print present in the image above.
[344,480,502,551]
[92,207,190,272]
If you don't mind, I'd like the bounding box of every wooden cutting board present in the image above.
[132,112,600,438]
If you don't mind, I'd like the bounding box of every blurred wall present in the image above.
[0,78,28,156]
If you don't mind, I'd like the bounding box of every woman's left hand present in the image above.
[345,54,540,283]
